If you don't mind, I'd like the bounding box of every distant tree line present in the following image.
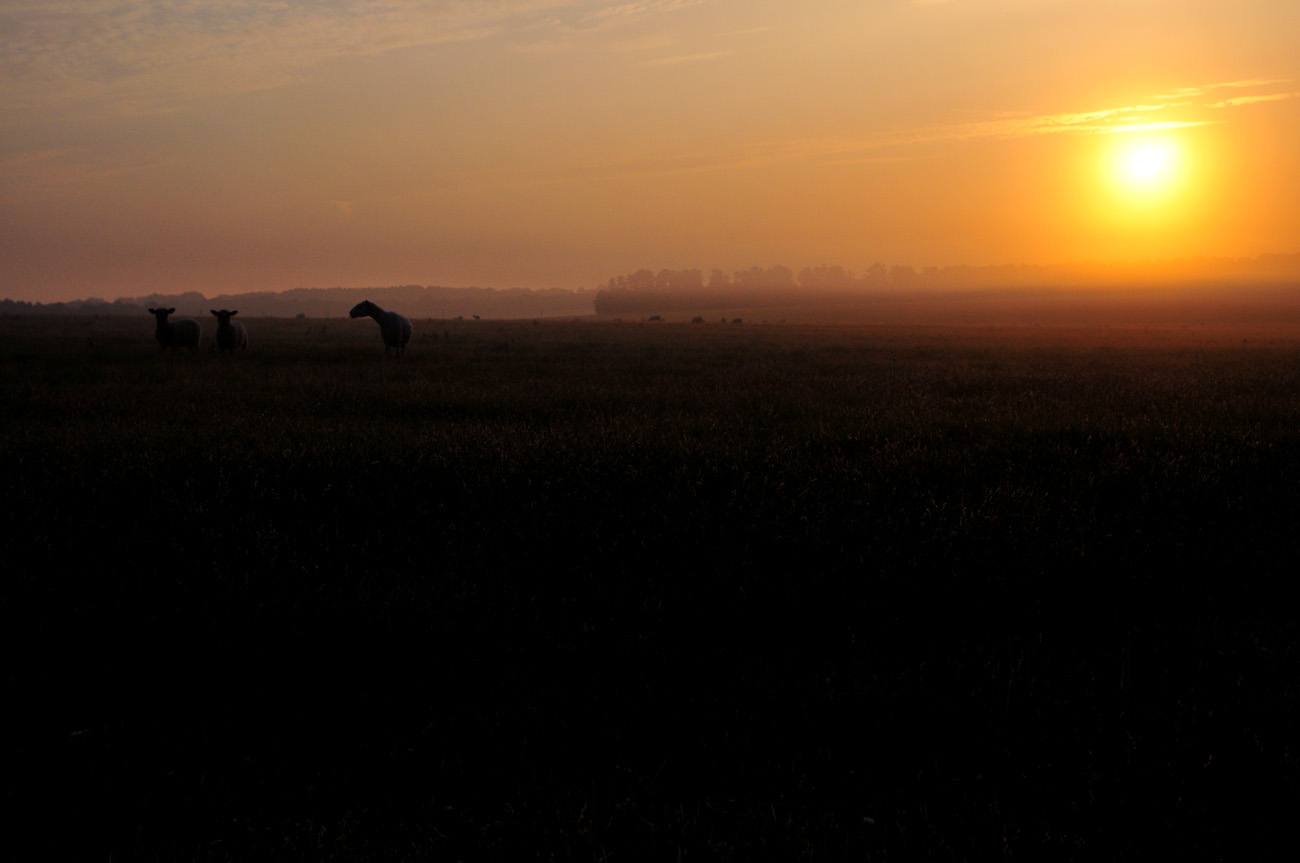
[593,255,1300,315]
[1,284,595,319]
[594,264,929,314]
[0,297,147,316]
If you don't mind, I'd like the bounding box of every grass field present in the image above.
[4,312,1299,859]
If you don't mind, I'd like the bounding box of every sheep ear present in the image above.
[229,310,237,317]
[210,310,218,316]
[147,308,156,314]
[167,307,176,314]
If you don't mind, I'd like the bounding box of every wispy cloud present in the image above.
[0,1,577,123]
[911,78,1297,145]
[1207,92,1300,109]
[1164,79,1300,113]
[0,0,725,123]
[944,107,1209,141]
[583,0,710,25]
[1155,78,1293,99]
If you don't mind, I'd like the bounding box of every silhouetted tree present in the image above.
[627,269,656,292]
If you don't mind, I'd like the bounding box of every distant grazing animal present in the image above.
[147,307,201,351]
[210,309,248,353]
[349,300,412,357]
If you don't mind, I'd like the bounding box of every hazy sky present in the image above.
[3,0,1298,301]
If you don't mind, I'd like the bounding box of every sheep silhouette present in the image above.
[210,309,248,353]
[147,307,201,351]
[349,300,412,357]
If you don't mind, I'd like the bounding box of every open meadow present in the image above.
[4,311,1300,859]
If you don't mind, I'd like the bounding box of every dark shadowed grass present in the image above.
[3,314,1299,859]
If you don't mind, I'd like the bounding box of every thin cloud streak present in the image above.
[1155,78,1294,99]
[899,79,1295,146]
[1208,92,1299,108]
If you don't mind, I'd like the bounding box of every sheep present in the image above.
[147,307,201,351]
[210,309,248,353]
[349,300,412,357]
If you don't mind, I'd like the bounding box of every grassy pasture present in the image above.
[4,313,1299,859]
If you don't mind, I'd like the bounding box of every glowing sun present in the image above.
[1113,138,1182,197]
[1084,131,1206,237]
[1128,145,1168,178]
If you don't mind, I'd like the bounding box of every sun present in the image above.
[1078,130,1210,245]
[1128,145,1168,179]
[1110,136,1183,200]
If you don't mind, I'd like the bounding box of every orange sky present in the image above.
[2,0,1298,302]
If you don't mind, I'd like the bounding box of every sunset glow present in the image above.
[1127,144,1173,181]
[1112,137,1185,202]
[1,1,1297,301]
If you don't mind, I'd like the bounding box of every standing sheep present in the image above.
[349,300,412,357]
[210,309,249,353]
[147,307,201,351]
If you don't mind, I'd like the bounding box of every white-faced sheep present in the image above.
[210,309,249,353]
[147,307,201,351]
[349,300,412,357]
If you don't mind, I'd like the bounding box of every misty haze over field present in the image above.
[6,253,1299,326]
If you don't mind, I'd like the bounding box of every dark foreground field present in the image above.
[4,313,1299,859]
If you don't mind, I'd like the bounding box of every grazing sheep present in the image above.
[147,307,201,351]
[349,300,412,357]
[210,309,248,353]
